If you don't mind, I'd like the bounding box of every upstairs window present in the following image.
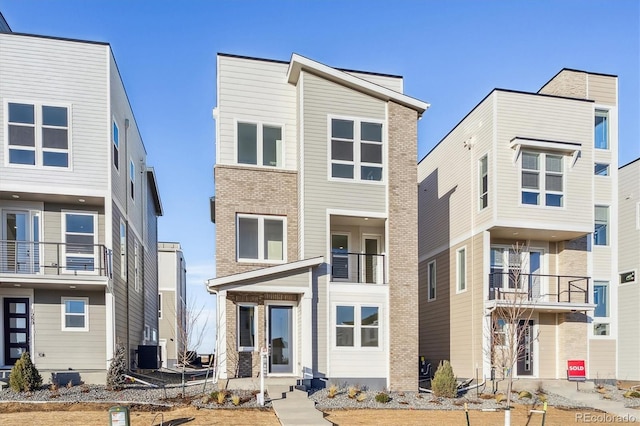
[129,160,135,201]
[64,213,96,272]
[479,155,488,209]
[594,206,609,246]
[330,118,383,182]
[7,102,69,167]
[594,110,609,149]
[593,281,609,336]
[120,221,127,279]
[237,122,283,167]
[521,152,563,207]
[456,247,466,292]
[237,214,285,262]
[427,260,436,301]
[594,163,609,176]
[112,121,120,170]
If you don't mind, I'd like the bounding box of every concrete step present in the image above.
[268,385,330,425]
[0,380,7,390]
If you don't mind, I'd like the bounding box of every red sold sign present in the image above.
[567,359,586,381]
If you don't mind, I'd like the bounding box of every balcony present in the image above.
[0,240,110,277]
[331,252,386,284]
[489,272,590,304]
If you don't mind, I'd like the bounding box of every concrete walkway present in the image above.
[542,380,640,421]
[268,383,331,426]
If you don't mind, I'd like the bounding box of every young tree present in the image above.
[173,295,210,394]
[106,342,127,390]
[488,242,539,426]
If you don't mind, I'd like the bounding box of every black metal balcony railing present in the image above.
[488,272,590,304]
[0,240,109,276]
[331,252,386,284]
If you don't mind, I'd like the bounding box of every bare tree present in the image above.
[487,241,539,426]
[173,295,210,394]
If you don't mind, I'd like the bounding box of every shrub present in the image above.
[347,386,359,399]
[327,383,338,398]
[375,392,390,403]
[431,360,457,398]
[624,390,640,398]
[356,393,366,402]
[216,390,227,404]
[231,394,240,406]
[9,352,42,392]
[518,390,532,399]
[106,343,127,391]
[495,393,507,403]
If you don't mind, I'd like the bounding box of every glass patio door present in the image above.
[268,305,293,374]
[2,211,39,274]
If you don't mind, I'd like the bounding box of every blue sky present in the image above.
[2,1,638,353]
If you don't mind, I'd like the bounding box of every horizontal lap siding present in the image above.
[34,289,106,370]
[418,96,494,258]
[495,92,593,228]
[538,313,557,378]
[344,71,404,92]
[587,75,616,106]
[302,72,386,376]
[589,339,616,379]
[0,34,108,192]
[217,57,296,168]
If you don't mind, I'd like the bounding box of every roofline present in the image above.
[620,157,640,169]
[206,256,324,290]
[419,88,594,164]
[0,11,12,32]
[286,53,429,114]
[538,68,618,94]
[217,52,403,79]
[1,31,109,46]
[146,168,163,216]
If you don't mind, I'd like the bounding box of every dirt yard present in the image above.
[0,403,638,425]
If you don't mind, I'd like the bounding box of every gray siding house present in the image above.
[208,53,428,390]
[158,242,187,368]
[0,17,162,383]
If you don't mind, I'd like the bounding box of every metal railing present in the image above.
[0,240,109,276]
[488,272,590,304]
[331,252,386,284]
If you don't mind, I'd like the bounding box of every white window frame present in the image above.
[234,119,285,168]
[427,260,436,301]
[479,154,488,210]
[120,220,127,279]
[594,163,609,176]
[594,109,609,150]
[592,280,611,337]
[61,297,89,332]
[5,100,72,169]
[520,151,564,208]
[456,247,467,293]
[61,211,98,275]
[129,159,135,201]
[237,303,257,352]
[236,214,287,264]
[333,303,381,350]
[594,205,609,247]
[112,120,120,171]
[327,115,385,184]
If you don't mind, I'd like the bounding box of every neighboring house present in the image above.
[158,242,187,368]
[0,14,163,383]
[618,158,639,380]
[207,53,428,390]
[418,69,618,381]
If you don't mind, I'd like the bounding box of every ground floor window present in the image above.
[237,304,256,351]
[335,305,379,348]
[61,297,88,331]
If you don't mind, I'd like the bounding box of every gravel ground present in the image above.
[1,380,639,411]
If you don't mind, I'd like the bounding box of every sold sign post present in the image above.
[567,359,586,390]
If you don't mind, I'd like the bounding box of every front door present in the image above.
[4,298,30,365]
[517,319,534,376]
[268,305,293,374]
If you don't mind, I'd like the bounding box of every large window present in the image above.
[237,305,256,351]
[64,212,96,272]
[594,110,609,150]
[594,206,609,246]
[61,297,88,331]
[427,260,436,301]
[521,152,563,207]
[335,305,379,348]
[330,118,383,181]
[129,159,135,201]
[120,220,127,279]
[7,102,69,167]
[456,247,466,293]
[237,214,285,262]
[112,121,119,170]
[593,281,609,336]
[237,122,283,167]
[479,155,488,210]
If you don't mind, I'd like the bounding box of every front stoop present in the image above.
[268,384,330,426]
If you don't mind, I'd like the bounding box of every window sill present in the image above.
[328,177,385,185]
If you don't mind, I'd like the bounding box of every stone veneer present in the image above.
[214,164,298,277]
[387,101,419,390]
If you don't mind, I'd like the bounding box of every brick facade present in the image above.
[387,101,419,390]
[214,164,298,277]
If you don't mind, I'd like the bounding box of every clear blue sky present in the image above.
[3,0,638,352]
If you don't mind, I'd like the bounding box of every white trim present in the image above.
[286,53,429,113]
[519,151,566,209]
[61,296,89,332]
[112,119,120,173]
[61,210,99,275]
[478,154,489,211]
[233,118,286,169]
[456,246,467,294]
[236,214,288,264]
[207,256,323,289]
[299,71,305,259]
[237,303,257,352]
[331,302,383,351]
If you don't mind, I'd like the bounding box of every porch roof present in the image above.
[206,256,324,292]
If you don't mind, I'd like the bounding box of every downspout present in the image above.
[124,118,130,367]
